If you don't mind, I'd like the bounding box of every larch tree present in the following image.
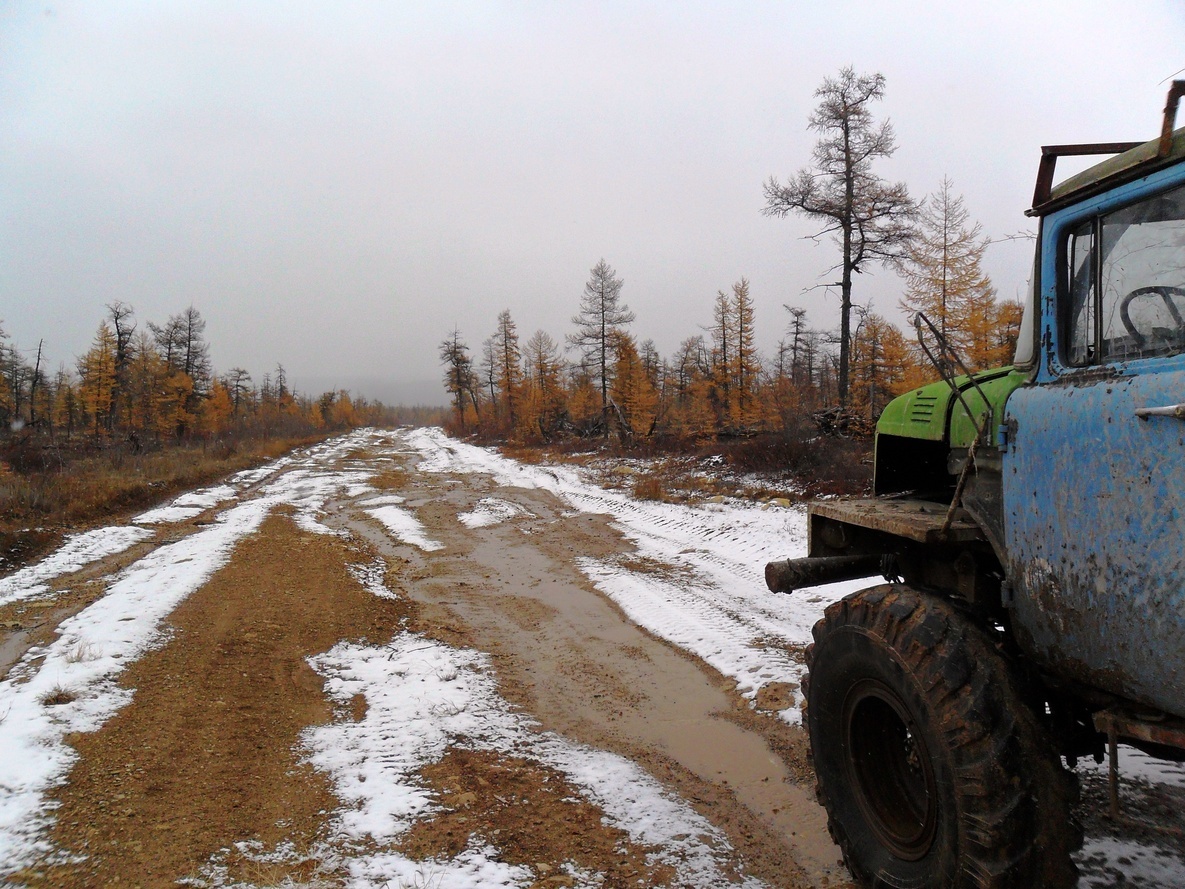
[568,259,634,432]
[708,288,732,426]
[150,306,211,436]
[849,309,914,420]
[523,329,565,440]
[639,339,662,389]
[708,279,762,432]
[51,365,79,440]
[763,67,916,407]
[479,338,498,416]
[783,306,810,387]
[78,322,118,438]
[225,367,254,417]
[731,278,761,430]
[985,298,1025,368]
[609,331,657,439]
[0,326,32,428]
[439,328,478,432]
[106,301,137,428]
[123,330,168,440]
[899,177,998,370]
[0,323,13,425]
[178,307,213,405]
[492,309,525,433]
[564,361,601,434]
[669,335,714,441]
[26,340,44,429]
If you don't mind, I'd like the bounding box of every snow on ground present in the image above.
[401,427,1185,888]
[1078,837,1185,888]
[133,484,238,524]
[357,493,406,507]
[0,526,153,607]
[403,426,866,722]
[1080,744,1185,790]
[303,631,762,889]
[229,459,292,487]
[0,429,384,874]
[366,505,444,552]
[457,497,532,529]
[0,496,274,868]
[4,427,1183,888]
[0,428,762,887]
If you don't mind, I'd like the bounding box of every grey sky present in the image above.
[3,2,1183,405]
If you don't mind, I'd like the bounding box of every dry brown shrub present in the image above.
[631,474,667,501]
[0,435,326,537]
[40,685,76,706]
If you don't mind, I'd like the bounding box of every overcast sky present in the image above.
[3,2,1184,405]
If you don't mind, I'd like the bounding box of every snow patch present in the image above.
[0,526,153,606]
[0,498,273,870]
[347,559,400,601]
[458,498,531,529]
[367,505,443,552]
[303,633,763,888]
[356,493,405,507]
[133,484,237,524]
[1078,836,1185,888]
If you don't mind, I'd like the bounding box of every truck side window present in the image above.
[1066,220,1096,366]
[1065,183,1185,366]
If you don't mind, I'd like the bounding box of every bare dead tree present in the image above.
[567,259,634,433]
[439,328,478,431]
[763,67,916,407]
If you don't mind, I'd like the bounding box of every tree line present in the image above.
[1,302,404,451]
[440,67,1024,444]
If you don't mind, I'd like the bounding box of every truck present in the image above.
[766,82,1185,888]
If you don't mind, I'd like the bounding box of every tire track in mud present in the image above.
[336,452,852,888]
[27,510,403,887]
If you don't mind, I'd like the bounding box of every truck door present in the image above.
[1003,167,1185,717]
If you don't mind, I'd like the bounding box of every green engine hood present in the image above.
[877,367,1028,448]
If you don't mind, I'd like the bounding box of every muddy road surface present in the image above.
[0,428,1181,888]
[0,430,850,888]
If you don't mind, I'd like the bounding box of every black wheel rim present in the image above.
[842,678,938,861]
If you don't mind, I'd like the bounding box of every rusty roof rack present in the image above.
[1028,80,1185,216]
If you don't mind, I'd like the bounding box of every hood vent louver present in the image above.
[909,393,940,424]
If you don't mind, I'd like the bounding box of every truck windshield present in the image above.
[1065,182,1185,365]
[1014,269,1037,368]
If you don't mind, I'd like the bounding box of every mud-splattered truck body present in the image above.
[767,84,1185,888]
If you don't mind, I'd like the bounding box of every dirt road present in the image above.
[1,428,1182,888]
[0,430,852,888]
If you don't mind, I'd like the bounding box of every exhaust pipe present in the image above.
[765,554,885,593]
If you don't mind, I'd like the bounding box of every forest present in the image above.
[0,302,436,546]
[440,180,1022,447]
[440,71,1025,448]
[0,302,414,455]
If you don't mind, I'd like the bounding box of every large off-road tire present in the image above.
[804,584,1080,888]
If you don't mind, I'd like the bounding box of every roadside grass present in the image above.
[238,858,331,888]
[494,424,872,503]
[39,684,76,706]
[0,434,326,569]
[64,641,100,664]
[0,433,324,573]
[631,473,667,501]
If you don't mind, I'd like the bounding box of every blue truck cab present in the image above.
[1006,139,1185,721]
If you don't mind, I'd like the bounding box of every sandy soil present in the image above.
[1,442,855,888]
